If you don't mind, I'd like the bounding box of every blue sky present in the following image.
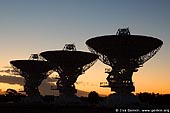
[0,0,170,95]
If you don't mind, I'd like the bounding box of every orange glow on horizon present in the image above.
[0,60,169,96]
[0,83,23,92]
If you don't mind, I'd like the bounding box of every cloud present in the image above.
[0,75,24,85]
[0,75,56,86]
[40,78,90,97]
[39,80,90,97]
[0,75,90,96]
[76,81,98,86]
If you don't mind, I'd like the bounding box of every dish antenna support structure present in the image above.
[86,28,163,106]
[40,44,98,104]
[10,54,52,97]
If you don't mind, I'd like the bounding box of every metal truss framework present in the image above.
[87,44,162,67]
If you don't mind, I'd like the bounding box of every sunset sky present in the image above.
[0,0,170,96]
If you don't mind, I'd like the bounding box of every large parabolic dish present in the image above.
[86,28,163,93]
[40,44,98,95]
[10,59,52,96]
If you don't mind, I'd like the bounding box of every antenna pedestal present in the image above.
[24,73,45,96]
[106,68,135,93]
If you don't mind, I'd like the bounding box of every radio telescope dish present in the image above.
[10,54,52,96]
[40,44,98,96]
[86,28,163,106]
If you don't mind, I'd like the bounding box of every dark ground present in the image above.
[0,103,169,113]
[0,92,170,113]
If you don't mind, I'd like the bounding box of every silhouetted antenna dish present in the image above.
[86,28,163,93]
[10,54,52,96]
[40,44,98,96]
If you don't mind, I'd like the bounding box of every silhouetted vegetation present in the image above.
[0,89,26,103]
[0,91,170,106]
[136,92,170,106]
[0,91,169,113]
[88,91,100,104]
[42,95,55,103]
